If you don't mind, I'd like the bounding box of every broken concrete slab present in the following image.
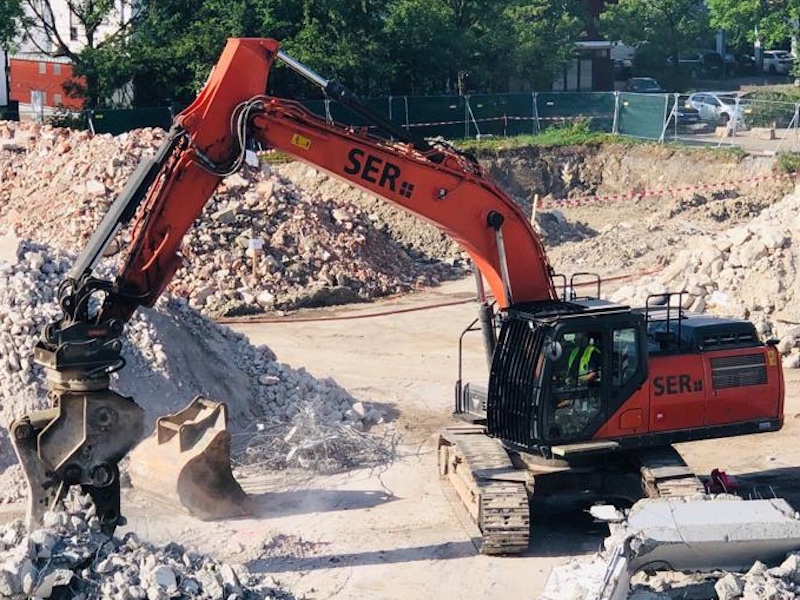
[540,496,800,600]
[617,497,800,572]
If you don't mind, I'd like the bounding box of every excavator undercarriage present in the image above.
[438,425,706,555]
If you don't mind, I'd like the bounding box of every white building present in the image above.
[16,0,135,56]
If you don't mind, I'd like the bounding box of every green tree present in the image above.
[707,0,799,51]
[599,0,712,82]
[504,0,585,90]
[705,0,760,50]
[124,0,264,107]
[95,0,592,106]
[0,0,24,48]
[381,0,460,94]
[379,0,585,94]
[258,0,390,96]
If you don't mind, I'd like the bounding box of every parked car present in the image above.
[685,91,751,126]
[667,97,701,131]
[723,52,756,76]
[624,77,665,93]
[667,50,724,79]
[762,50,794,75]
[732,53,757,75]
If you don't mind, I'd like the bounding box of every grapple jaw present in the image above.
[127,396,254,520]
[10,388,145,535]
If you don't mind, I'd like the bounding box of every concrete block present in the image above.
[621,498,800,571]
[715,126,733,138]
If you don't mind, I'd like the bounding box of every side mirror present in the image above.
[545,340,563,362]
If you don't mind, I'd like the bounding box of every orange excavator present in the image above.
[10,39,784,551]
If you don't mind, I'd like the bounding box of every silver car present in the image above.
[762,50,794,75]
[685,91,751,126]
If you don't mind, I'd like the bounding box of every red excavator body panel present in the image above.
[595,345,783,440]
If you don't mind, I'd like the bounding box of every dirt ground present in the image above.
[101,274,800,600]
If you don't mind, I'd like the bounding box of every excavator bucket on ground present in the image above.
[127,396,254,520]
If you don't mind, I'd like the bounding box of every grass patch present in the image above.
[775,151,800,173]
[454,118,625,155]
[259,150,296,164]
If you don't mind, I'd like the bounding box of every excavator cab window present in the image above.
[548,329,604,439]
[487,312,647,450]
[540,316,648,445]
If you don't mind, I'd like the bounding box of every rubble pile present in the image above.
[550,557,800,600]
[629,557,800,600]
[0,505,293,599]
[0,238,391,502]
[610,185,800,365]
[0,121,467,317]
[541,495,800,600]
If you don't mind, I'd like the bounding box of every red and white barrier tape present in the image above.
[540,171,796,209]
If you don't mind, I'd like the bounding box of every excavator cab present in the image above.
[487,303,648,450]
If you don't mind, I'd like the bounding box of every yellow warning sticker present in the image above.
[291,134,311,150]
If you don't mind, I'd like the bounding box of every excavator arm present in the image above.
[11,38,558,532]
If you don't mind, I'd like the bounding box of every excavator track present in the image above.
[438,425,529,555]
[635,446,706,499]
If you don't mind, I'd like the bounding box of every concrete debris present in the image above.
[613,496,800,572]
[540,496,800,600]
[0,502,294,599]
[0,239,394,503]
[610,184,800,362]
[0,121,467,318]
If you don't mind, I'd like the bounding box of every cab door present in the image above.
[541,316,647,445]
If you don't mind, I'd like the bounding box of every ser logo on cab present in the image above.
[653,374,704,396]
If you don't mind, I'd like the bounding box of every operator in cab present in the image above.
[566,331,602,387]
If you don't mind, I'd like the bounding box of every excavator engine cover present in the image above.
[128,396,254,519]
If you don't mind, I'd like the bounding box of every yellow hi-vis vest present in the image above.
[568,344,598,377]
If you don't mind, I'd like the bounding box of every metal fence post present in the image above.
[532,92,540,134]
[404,96,410,131]
[612,91,620,135]
[464,95,470,138]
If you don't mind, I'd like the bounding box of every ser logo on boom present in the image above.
[344,148,415,198]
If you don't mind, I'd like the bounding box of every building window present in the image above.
[31,90,46,106]
[579,59,593,91]
[53,63,61,75]
[38,62,46,74]
[53,93,61,105]
[69,11,78,40]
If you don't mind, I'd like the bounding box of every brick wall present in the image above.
[10,58,83,109]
